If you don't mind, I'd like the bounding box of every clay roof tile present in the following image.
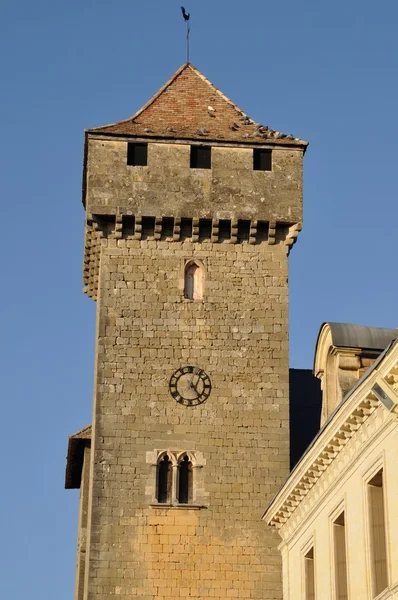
[87,63,307,147]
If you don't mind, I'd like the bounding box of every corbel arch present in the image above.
[157,450,177,467]
[176,451,196,466]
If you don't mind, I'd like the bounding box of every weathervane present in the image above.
[181,7,191,63]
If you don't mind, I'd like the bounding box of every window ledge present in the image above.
[150,503,206,510]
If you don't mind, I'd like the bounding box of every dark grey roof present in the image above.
[322,322,397,351]
[289,369,322,470]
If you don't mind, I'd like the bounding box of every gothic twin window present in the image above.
[156,452,194,505]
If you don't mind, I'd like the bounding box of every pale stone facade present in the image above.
[264,331,398,600]
[66,63,308,600]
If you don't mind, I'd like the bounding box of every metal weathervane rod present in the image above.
[181,6,191,63]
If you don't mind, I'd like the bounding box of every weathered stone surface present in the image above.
[69,62,305,600]
[85,140,303,224]
[82,240,290,600]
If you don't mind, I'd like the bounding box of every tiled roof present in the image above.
[87,63,307,146]
[65,425,92,489]
[69,424,92,439]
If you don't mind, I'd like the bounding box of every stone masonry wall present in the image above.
[85,140,303,224]
[84,237,290,600]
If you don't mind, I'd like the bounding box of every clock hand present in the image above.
[192,372,200,386]
[190,379,201,397]
[188,372,199,390]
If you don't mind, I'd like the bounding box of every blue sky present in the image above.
[1,1,397,598]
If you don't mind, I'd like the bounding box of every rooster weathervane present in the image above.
[181,7,191,63]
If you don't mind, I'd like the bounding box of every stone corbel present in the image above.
[211,219,219,243]
[192,218,199,243]
[284,222,302,253]
[230,220,238,244]
[154,217,162,241]
[249,220,257,245]
[134,217,142,240]
[114,214,123,240]
[91,215,107,239]
[267,221,276,245]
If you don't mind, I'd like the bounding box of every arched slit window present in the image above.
[178,455,193,504]
[184,261,203,300]
[157,454,172,503]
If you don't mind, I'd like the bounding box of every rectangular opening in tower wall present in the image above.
[257,221,268,241]
[180,218,193,241]
[127,142,148,166]
[141,217,156,239]
[219,220,231,241]
[161,217,175,239]
[190,145,211,169]
[237,220,251,242]
[199,219,212,241]
[253,149,272,171]
[122,216,135,237]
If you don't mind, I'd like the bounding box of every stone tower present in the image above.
[65,63,307,600]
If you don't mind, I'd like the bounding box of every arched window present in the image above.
[177,455,193,504]
[157,454,172,503]
[184,261,203,300]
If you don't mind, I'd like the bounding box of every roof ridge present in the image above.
[327,321,397,330]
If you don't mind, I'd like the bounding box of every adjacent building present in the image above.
[264,324,398,600]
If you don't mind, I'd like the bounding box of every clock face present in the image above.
[169,366,211,406]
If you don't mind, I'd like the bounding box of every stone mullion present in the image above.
[171,464,179,505]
